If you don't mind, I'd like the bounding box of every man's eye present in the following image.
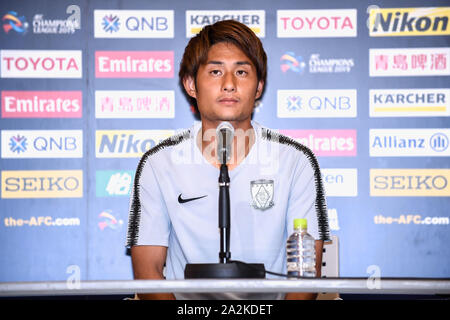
[210,70,222,76]
[236,70,248,76]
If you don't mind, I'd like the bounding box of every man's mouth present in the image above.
[218,97,239,105]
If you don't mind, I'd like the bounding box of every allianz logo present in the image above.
[372,133,449,152]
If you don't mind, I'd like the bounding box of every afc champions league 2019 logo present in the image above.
[280,52,306,73]
[2,11,29,34]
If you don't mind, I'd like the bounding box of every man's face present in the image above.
[184,42,264,125]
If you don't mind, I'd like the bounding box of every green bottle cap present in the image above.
[294,218,307,230]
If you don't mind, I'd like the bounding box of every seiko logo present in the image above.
[370,169,450,196]
[369,7,450,36]
[1,170,83,198]
[5,176,80,191]
[373,175,447,190]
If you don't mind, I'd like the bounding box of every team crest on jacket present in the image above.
[250,179,274,211]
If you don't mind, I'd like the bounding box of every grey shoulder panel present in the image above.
[126,130,191,248]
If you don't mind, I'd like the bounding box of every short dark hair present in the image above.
[179,20,267,113]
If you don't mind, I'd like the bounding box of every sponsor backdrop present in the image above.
[0,0,449,283]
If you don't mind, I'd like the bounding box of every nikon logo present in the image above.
[369,7,450,36]
[370,169,450,196]
[96,130,174,158]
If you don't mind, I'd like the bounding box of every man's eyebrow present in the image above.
[206,60,252,66]
[236,61,252,66]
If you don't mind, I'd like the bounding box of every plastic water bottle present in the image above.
[286,218,316,278]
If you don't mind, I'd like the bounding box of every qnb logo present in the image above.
[430,133,449,152]
[102,14,120,33]
[286,96,302,111]
[95,10,173,38]
[278,89,357,118]
[280,52,306,73]
[286,95,353,112]
[2,11,29,34]
[9,135,27,153]
[124,16,169,32]
[2,130,83,158]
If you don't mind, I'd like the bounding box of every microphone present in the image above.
[216,122,234,165]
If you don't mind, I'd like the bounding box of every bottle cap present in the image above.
[294,218,307,230]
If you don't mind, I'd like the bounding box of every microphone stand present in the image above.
[219,155,231,264]
[184,137,265,279]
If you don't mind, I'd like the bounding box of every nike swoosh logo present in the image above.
[178,194,208,203]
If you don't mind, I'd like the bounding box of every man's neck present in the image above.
[197,120,255,170]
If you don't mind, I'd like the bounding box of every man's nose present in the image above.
[222,72,236,92]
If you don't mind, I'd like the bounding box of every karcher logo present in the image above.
[370,169,450,196]
[1,170,83,198]
[96,130,174,158]
[186,10,265,38]
[369,7,450,36]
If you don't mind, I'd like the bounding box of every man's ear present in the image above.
[255,80,264,100]
[183,76,197,99]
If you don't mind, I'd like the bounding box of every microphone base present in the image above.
[184,262,266,279]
